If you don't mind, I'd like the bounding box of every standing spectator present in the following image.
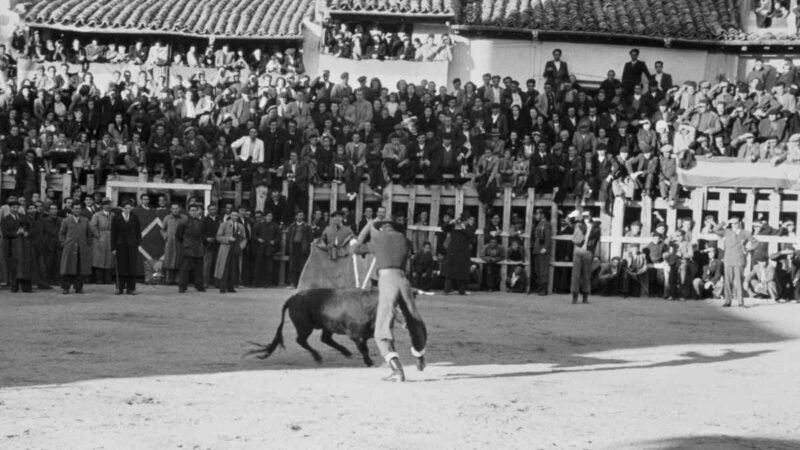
[89,198,114,284]
[531,208,552,295]
[253,210,280,287]
[713,216,757,307]
[15,150,39,201]
[621,49,651,96]
[110,200,140,295]
[1,200,32,293]
[543,49,570,89]
[286,210,312,288]
[571,211,601,304]
[161,203,187,285]
[59,203,92,294]
[651,60,673,93]
[440,213,476,295]
[215,210,245,294]
[202,204,223,288]
[176,203,206,293]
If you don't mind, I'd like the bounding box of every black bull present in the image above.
[245,288,427,366]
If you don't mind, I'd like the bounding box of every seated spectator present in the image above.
[482,236,505,291]
[411,241,436,291]
[506,264,527,293]
[693,247,723,300]
[592,256,621,295]
[745,258,779,302]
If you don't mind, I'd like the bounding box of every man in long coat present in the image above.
[440,213,476,295]
[60,203,92,294]
[90,198,115,284]
[110,200,141,295]
[176,203,206,293]
[1,200,33,293]
[215,211,246,294]
[252,210,280,287]
[286,210,313,288]
[531,208,553,295]
[161,203,187,285]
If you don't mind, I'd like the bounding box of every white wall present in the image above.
[0,0,20,46]
[449,38,718,90]
[302,19,322,80]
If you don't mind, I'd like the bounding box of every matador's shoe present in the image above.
[415,355,426,372]
[384,357,406,382]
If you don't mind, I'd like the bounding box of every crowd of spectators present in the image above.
[7,26,304,74]
[323,22,453,62]
[5,38,800,300]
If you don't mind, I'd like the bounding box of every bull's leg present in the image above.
[295,325,322,363]
[321,330,353,359]
[352,336,374,367]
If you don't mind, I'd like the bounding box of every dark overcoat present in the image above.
[110,213,141,277]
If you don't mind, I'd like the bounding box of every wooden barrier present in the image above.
[6,169,800,290]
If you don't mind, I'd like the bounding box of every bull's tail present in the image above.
[243,300,290,360]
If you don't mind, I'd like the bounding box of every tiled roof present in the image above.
[24,0,315,38]
[458,0,743,41]
[328,0,455,16]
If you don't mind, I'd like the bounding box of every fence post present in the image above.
[691,188,705,237]
[307,184,315,218]
[744,189,756,230]
[39,171,47,199]
[610,196,625,258]
[718,189,730,223]
[61,173,72,201]
[234,179,243,208]
[384,184,393,218]
[524,188,535,293]
[330,182,339,214]
[429,186,441,255]
[406,185,416,241]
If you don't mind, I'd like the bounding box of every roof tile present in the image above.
[24,0,315,38]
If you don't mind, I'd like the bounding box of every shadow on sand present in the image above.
[0,288,794,387]
[639,435,800,450]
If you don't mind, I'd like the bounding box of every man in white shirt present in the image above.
[231,127,265,164]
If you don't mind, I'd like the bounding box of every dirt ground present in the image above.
[1,286,799,450]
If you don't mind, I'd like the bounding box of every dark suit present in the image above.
[176,216,205,292]
[622,60,651,94]
[110,212,141,293]
[15,161,39,201]
[543,60,570,87]
[286,220,312,286]
[652,72,673,92]
[253,220,280,286]
[1,213,32,292]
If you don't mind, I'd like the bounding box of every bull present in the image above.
[245,288,386,366]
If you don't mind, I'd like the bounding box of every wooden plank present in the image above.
[454,188,465,219]
[666,205,678,234]
[743,189,756,230]
[38,172,47,199]
[499,187,512,292]
[62,173,71,201]
[86,173,95,195]
[547,189,558,294]
[307,184,315,218]
[429,187,441,255]
[769,191,781,256]
[691,188,705,237]
[329,181,339,214]
[234,180,243,208]
[355,181,364,226]
[476,201,487,253]
[718,190,730,223]
[610,196,625,258]
[524,188,536,293]
[406,186,417,240]
[384,184,393,218]
[641,195,653,236]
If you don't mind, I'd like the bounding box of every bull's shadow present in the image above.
[636,435,800,450]
[0,287,793,387]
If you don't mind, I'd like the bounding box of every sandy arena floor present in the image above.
[1,285,799,450]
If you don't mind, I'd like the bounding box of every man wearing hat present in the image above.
[316,211,354,261]
[15,149,40,202]
[352,218,427,382]
[757,107,787,142]
[713,216,758,307]
[570,210,601,304]
[110,199,141,295]
[60,202,92,295]
[622,48,651,96]
[531,208,552,295]
[330,71,352,103]
[440,212,476,295]
[176,203,206,293]
[689,99,722,140]
[1,199,33,293]
[89,198,115,285]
